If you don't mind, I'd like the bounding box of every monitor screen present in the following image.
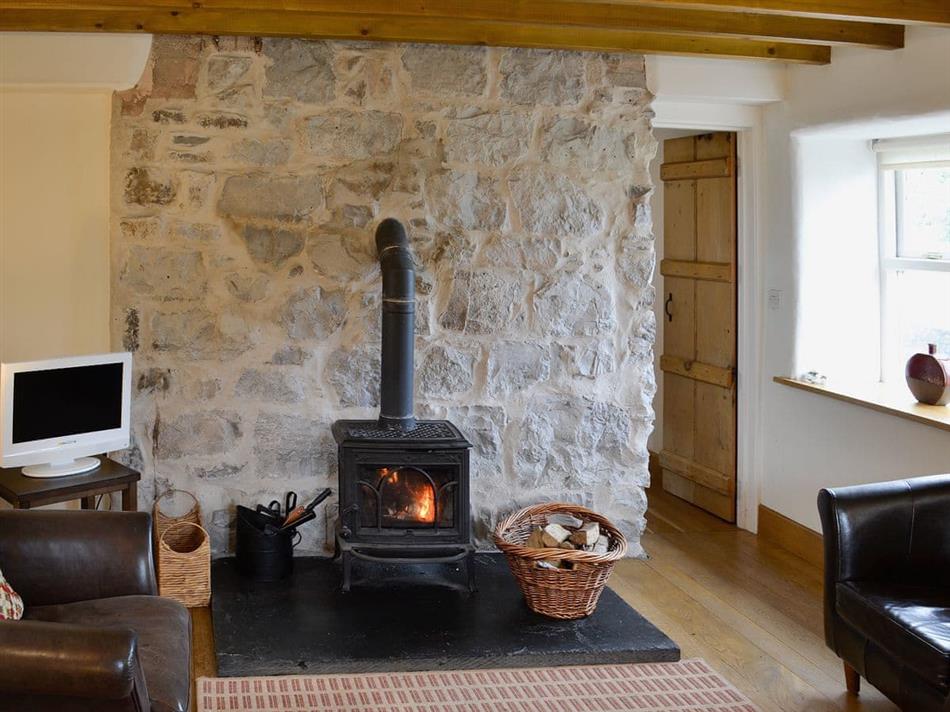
[12,363,124,444]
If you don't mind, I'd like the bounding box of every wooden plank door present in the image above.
[659,132,737,522]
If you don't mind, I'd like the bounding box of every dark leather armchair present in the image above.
[818,475,950,712]
[0,510,192,712]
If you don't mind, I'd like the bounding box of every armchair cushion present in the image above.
[836,581,950,692]
[26,595,191,712]
[0,566,23,620]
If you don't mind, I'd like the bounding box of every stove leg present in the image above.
[466,551,477,593]
[341,550,352,593]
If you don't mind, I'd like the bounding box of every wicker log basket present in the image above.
[493,502,627,620]
[158,521,211,607]
[153,489,202,556]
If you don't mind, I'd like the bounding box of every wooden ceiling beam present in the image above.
[597,0,950,26]
[0,9,834,63]
[2,0,905,48]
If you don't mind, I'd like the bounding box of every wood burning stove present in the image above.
[332,420,473,591]
[332,219,474,592]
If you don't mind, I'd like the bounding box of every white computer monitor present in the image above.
[0,352,132,478]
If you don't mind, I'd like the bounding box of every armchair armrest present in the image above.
[0,619,149,709]
[0,510,157,606]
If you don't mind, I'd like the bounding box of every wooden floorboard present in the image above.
[613,486,899,712]
[190,607,216,712]
[188,487,899,711]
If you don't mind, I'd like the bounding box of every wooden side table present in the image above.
[0,457,140,511]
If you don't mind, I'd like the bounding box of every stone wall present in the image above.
[110,36,657,556]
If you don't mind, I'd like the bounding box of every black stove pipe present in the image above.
[375,218,416,431]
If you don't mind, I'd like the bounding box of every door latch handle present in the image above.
[664,293,674,322]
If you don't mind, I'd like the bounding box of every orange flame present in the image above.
[379,467,436,524]
[415,486,434,522]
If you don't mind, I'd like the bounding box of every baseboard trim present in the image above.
[758,505,824,570]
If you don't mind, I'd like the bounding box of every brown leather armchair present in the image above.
[818,475,950,712]
[0,510,192,712]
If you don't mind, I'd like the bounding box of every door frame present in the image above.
[653,100,765,532]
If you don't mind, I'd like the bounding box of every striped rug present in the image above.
[197,659,759,711]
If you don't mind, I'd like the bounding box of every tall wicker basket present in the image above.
[493,503,627,620]
[153,489,202,558]
[158,521,211,607]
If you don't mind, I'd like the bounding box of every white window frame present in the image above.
[875,134,950,382]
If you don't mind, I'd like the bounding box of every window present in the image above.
[876,135,950,382]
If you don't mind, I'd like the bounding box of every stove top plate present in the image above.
[332,419,470,446]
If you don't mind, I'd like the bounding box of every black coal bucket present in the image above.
[235,505,296,581]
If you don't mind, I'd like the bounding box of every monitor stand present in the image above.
[22,456,101,479]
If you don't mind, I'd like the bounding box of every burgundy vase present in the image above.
[905,343,950,406]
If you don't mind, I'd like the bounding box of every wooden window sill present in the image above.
[773,377,950,434]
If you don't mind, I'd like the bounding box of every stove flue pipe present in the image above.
[375,218,416,431]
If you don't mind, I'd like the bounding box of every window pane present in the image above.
[887,270,950,381]
[897,167,950,259]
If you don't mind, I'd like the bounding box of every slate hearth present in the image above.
[211,554,679,677]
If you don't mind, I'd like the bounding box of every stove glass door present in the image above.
[358,465,457,530]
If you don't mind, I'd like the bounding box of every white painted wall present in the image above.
[0,33,150,89]
[794,136,880,383]
[0,90,113,362]
[0,33,150,363]
[647,54,785,106]
[759,26,950,531]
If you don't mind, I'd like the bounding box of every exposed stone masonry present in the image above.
[111,35,657,556]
